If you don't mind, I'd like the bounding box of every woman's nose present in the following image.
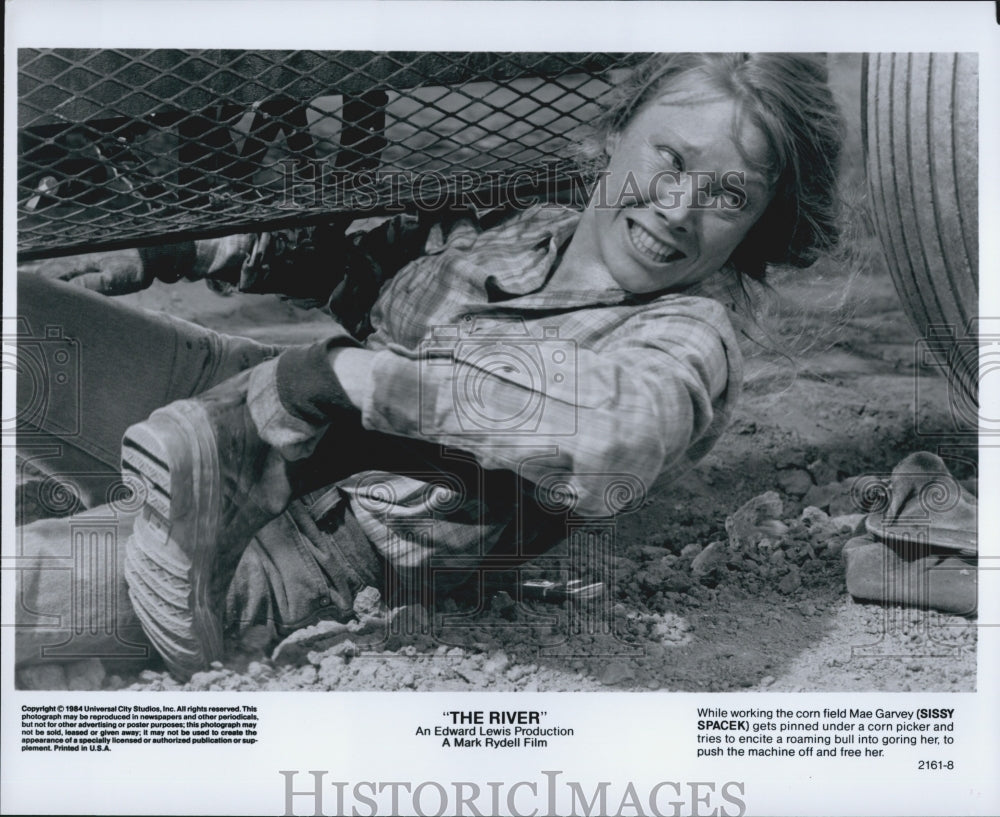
[652,176,694,230]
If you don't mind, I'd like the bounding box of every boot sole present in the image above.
[122,401,222,679]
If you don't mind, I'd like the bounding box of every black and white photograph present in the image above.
[3,2,998,816]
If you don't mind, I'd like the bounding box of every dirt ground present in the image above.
[14,54,977,693]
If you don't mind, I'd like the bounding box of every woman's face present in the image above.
[580,73,775,294]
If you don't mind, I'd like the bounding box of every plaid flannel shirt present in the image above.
[251,204,743,574]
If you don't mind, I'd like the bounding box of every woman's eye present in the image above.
[708,185,745,211]
[719,189,744,209]
[657,147,683,171]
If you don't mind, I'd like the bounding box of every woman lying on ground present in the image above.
[17,53,844,679]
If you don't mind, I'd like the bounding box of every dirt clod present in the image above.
[778,468,814,497]
[599,662,636,686]
[66,658,106,691]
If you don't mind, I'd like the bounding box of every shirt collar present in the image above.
[479,204,634,309]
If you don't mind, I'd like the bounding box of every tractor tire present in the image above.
[862,52,979,427]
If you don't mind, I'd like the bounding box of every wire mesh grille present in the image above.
[18,50,640,259]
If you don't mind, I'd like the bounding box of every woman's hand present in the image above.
[19,248,154,295]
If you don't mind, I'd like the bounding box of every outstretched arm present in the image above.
[19,247,159,295]
[19,214,430,315]
[18,235,255,296]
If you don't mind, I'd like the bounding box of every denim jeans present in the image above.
[14,274,383,668]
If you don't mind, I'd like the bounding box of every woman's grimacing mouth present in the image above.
[625,217,688,264]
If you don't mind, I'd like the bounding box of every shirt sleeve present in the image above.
[134,214,434,307]
[358,297,741,517]
[323,214,432,336]
[172,216,429,330]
